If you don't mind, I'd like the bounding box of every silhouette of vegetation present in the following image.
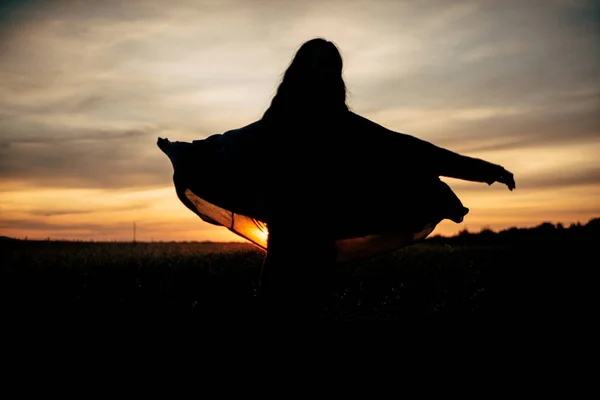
[427,217,599,246]
[1,218,596,326]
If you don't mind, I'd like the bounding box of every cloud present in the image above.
[0,218,128,232]
[0,0,598,239]
[443,163,600,194]
[514,167,600,191]
[27,202,149,217]
[0,125,172,189]
[435,101,599,153]
[342,0,600,153]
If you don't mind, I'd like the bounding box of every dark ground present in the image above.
[1,220,597,331]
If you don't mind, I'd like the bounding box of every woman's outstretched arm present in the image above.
[401,133,516,189]
[347,112,515,190]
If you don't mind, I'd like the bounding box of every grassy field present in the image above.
[1,223,595,326]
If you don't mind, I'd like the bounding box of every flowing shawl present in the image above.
[157,112,502,262]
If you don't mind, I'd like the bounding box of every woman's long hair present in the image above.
[261,38,349,126]
[258,39,350,223]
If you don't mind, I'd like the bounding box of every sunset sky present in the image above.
[0,0,598,242]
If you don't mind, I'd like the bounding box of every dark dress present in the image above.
[157,111,503,262]
[158,110,507,321]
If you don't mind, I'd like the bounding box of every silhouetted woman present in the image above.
[157,37,516,324]
[255,38,516,322]
[256,38,350,322]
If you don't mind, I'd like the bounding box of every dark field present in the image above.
[2,220,596,327]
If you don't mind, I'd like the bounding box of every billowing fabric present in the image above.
[157,112,501,263]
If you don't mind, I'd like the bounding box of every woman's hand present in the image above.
[497,167,516,191]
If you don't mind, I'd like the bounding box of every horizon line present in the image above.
[2,216,597,243]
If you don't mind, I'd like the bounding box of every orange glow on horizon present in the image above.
[1,179,598,242]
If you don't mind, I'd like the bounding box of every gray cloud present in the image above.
[0,0,598,192]
[446,165,600,192]
[0,125,173,189]
[516,167,600,191]
[429,101,600,153]
[27,203,149,217]
[349,1,600,149]
[0,125,151,146]
[0,218,127,232]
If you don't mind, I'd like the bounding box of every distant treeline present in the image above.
[427,217,600,246]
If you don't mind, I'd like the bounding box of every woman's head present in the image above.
[262,38,349,120]
[286,38,344,83]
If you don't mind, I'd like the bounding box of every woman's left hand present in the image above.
[497,168,516,191]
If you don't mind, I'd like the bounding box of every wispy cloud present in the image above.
[0,126,169,188]
[27,202,149,217]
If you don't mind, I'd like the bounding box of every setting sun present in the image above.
[255,226,269,247]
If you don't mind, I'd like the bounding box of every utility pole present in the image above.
[133,221,136,244]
